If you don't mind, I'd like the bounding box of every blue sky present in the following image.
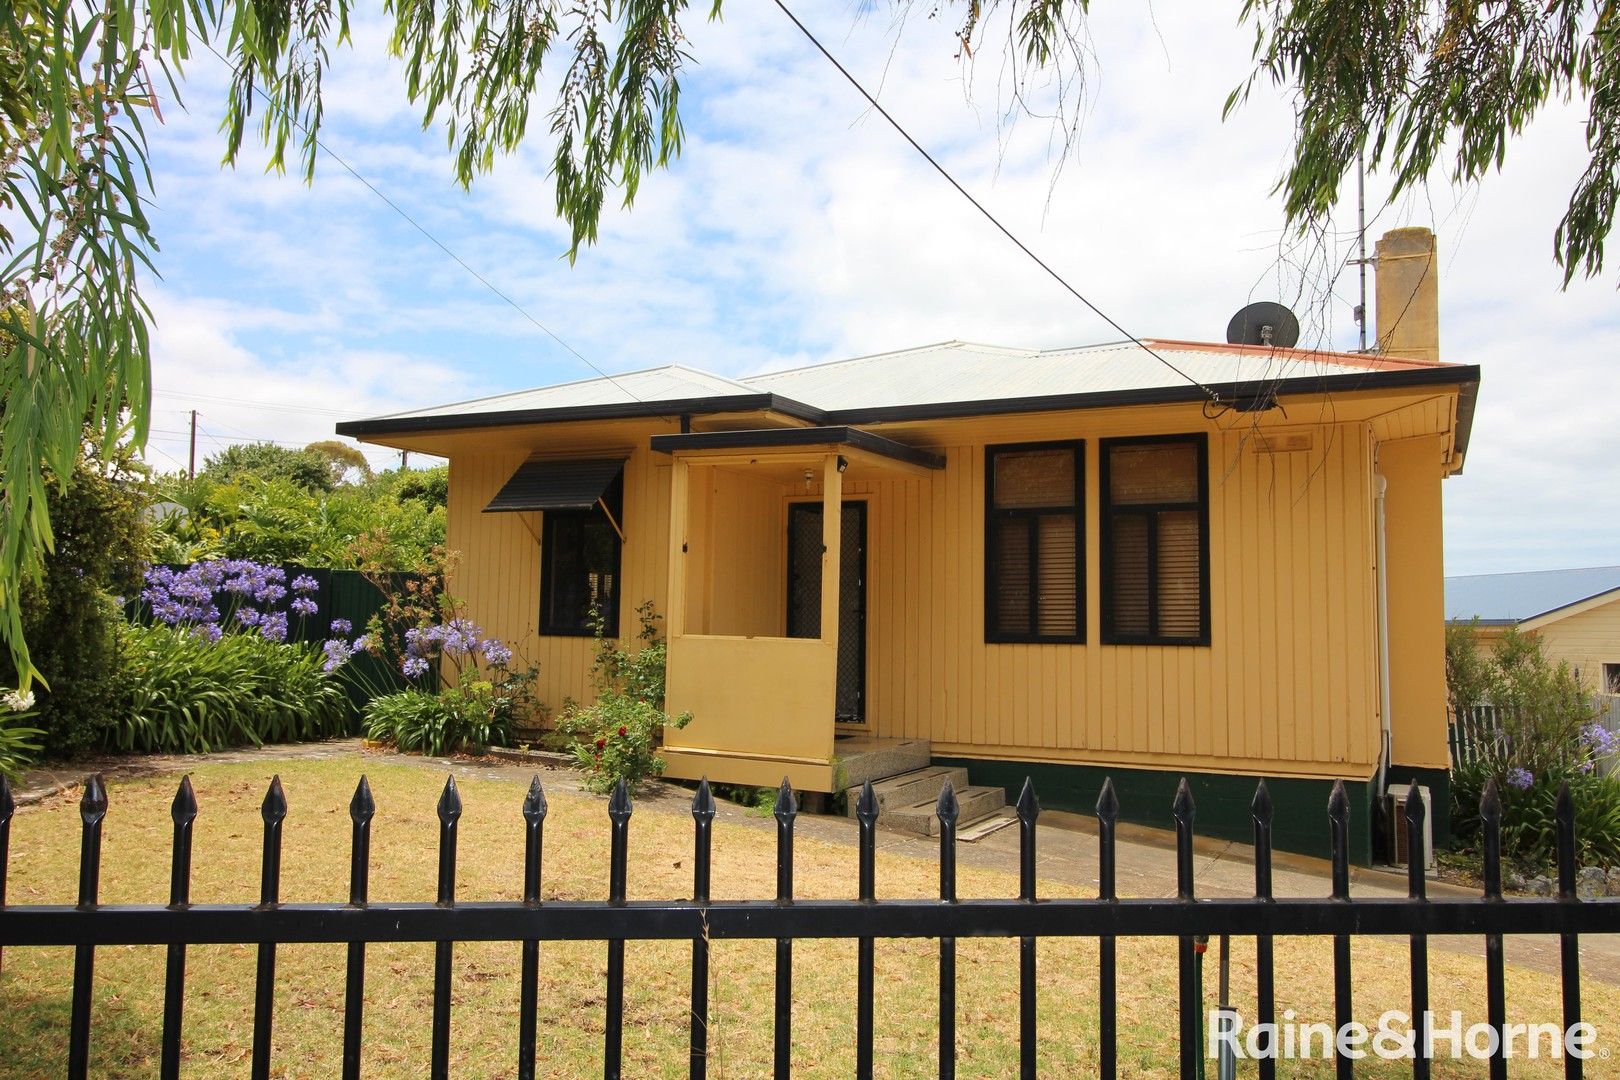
[133,0,1620,575]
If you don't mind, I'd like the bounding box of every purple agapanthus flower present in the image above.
[322,637,354,672]
[480,639,513,667]
[1505,766,1534,791]
[291,574,319,594]
[259,611,289,643]
[402,655,430,679]
[290,596,318,618]
[1580,721,1617,758]
[330,618,353,636]
[440,618,482,655]
[235,608,261,627]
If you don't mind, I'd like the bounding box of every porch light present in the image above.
[804,468,814,493]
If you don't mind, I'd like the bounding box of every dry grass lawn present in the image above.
[0,757,1613,1078]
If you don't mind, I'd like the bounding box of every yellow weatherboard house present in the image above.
[339,228,1477,862]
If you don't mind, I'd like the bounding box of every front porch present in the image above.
[652,427,944,792]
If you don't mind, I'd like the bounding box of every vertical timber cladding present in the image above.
[445,438,672,717]
[858,414,1383,781]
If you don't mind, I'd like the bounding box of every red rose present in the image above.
[617,726,627,737]
[595,738,606,750]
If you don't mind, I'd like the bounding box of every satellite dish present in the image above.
[1225,302,1300,349]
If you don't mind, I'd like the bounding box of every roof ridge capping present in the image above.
[355,362,757,422]
[1448,564,1620,580]
[743,340,1037,384]
[1143,338,1456,371]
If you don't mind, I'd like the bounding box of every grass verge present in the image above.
[0,757,1610,1078]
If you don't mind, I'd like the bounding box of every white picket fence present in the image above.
[1449,695,1620,777]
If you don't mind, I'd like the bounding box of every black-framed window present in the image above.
[539,474,623,637]
[985,441,1083,643]
[1101,435,1209,645]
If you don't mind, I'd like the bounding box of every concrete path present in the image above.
[11,740,1618,985]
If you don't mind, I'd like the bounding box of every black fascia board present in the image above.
[817,364,1483,426]
[336,365,1480,448]
[333,393,827,438]
[649,426,946,470]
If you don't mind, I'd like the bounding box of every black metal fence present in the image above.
[0,769,1613,1080]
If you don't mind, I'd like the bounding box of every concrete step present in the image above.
[834,737,933,789]
[844,765,968,818]
[883,784,1007,837]
[958,806,1018,843]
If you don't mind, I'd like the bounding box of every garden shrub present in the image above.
[0,689,44,781]
[146,469,447,569]
[362,681,509,757]
[558,603,691,794]
[114,623,350,753]
[0,451,147,757]
[1447,625,1620,868]
[338,545,535,755]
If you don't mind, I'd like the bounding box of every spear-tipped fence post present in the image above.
[1016,778,1040,1080]
[1327,780,1352,1080]
[937,779,959,1080]
[1480,779,1507,1080]
[773,779,796,1080]
[1097,778,1119,1080]
[689,779,715,1080]
[1251,781,1276,1080]
[1555,781,1583,1080]
[1172,778,1199,1080]
[1,773,15,977]
[855,781,879,1080]
[605,779,632,1079]
[518,776,548,1080]
[431,776,462,1080]
[68,776,108,1080]
[251,775,286,1080]
[160,777,197,1080]
[1405,784,1431,1080]
[343,777,375,1080]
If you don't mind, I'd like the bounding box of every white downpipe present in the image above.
[1374,473,1393,800]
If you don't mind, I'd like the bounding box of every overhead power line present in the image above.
[200,40,657,413]
[152,389,364,418]
[769,0,1223,406]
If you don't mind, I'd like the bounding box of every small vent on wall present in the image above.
[1250,432,1313,454]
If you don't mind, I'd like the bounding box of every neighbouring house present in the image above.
[1446,565,1620,695]
[337,228,1477,861]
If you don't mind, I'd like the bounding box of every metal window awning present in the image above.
[483,457,627,513]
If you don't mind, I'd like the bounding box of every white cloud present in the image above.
[128,0,1618,572]
[140,289,474,471]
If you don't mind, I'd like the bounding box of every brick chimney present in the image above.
[1374,227,1440,363]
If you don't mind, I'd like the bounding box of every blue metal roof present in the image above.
[1445,566,1620,624]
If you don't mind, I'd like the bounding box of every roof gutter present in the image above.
[335,393,827,439]
[336,365,1481,443]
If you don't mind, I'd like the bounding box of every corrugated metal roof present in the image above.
[1444,566,1620,624]
[348,338,1458,425]
[375,365,759,421]
[744,339,1424,412]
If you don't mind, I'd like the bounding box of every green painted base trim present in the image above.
[1384,764,1452,850]
[934,756,1376,865]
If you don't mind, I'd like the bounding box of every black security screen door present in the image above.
[786,502,866,724]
